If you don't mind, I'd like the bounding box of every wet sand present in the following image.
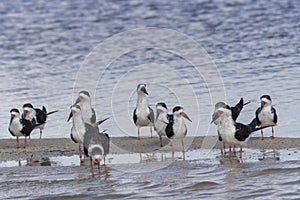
[1,136,299,162]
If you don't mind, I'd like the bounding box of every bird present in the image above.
[154,102,171,147]
[211,98,250,154]
[255,95,278,140]
[83,129,110,169]
[72,91,97,126]
[34,106,58,139]
[166,106,192,160]
[22,103,37,123]
[69,105,85,163]
[9,105,36,148]
[68,105,109,163]
[133,84,155,140]
[21,103,37,140]
[8,108,31,148]
[215,106,261,159]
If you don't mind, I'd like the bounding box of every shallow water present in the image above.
[0,0,299,139]
[0,148,299,199]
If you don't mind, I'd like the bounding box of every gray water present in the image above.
[0,0,300,199]
[0,149,300,199]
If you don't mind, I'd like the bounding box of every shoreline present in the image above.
[0,136,300,162]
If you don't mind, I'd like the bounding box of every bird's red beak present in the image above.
[180,111,192,122]
[95,158,101,163]
[157,108,162,113]
[261,101,267,106]
[79,96,83,101]
[71,109,76,115]
[11,114,15,118]
[217,110,223,116]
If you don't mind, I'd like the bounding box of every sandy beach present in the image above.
[1,136,299,162]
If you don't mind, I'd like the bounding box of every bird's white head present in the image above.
[137,84,148,95]
[156,102,167,114]
[260,95,272,107]
[10,108,20,119]
[71,105,81,116]
[90,144,104,164]
[75,90,91,104]
[173,106,192,122]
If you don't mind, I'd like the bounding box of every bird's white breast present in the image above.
[154,113,168,136]
[218,116,242,145]
[258,106,275,126]
[172,117,187,139]
[10,118,23,136]
[71,115,86,144]
[80,102,93,125]
[135,96,152,126]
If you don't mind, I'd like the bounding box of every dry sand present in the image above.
[0,136,299,162]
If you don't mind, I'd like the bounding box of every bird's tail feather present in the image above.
[94,116,110,127]
[47,110,59,115]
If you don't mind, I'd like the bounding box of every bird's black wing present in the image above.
[20,118,35,136]
[234,122,251,142]
[70,133,77,143]
[100,132,110,155]
[8,118,16,136]
[42,106,47,114]
[133,109,137,124]
[148,107,155,123]
[167,114,173,124]
[94,116,110,127]
[47,110,59,115]
[35,108,47,124]
[272,107,278,124]
[218,130,222,142]
[84,146,89,157]
[231,98,243,121]
[255,107,262,126]
[165,122,174,139]
[91,108,97,124]
[8,127,16,137]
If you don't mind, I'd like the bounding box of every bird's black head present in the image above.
[156,102,167,109]
[23,103,34,109]
[260,95,271,101]
[173,106,183,113]
[10,108,20,114]
[79,91,90,97]
[72,104,81,110]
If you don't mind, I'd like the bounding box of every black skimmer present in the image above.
[69,105,88,163]
[34,106,58,139]
[22,103,37,123]
[83,130,110,169]
[154,102,169,147]
[166,106,192,160]
[9,108,34,148]
[215,107,261,159]
[72,91,97,126]
[9,105,36,148]
[22,103,37,140]
[255,95,278,140]
[211,98,250,154]
[133,84,155,140]
[68,105,109,163]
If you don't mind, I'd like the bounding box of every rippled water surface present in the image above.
[0,148,300,199]
[0,0,300,199]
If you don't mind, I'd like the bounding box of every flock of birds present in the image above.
[132,84,278,160]
[8,83,278,169]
